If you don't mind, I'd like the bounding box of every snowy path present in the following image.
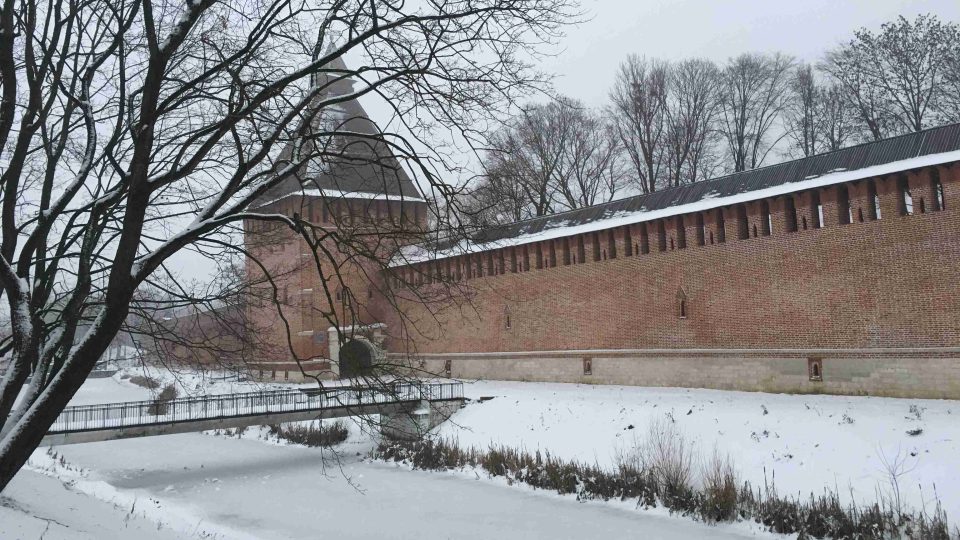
[41,433,766,539]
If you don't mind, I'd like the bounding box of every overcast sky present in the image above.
[543,0,960,107]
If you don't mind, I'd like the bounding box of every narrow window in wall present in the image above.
[675,216,687,248]
[510,249,518,273]
[761,200,772,235]
[679,299,687,318]
[548,241,557,268]
[837,184,852,225]
[811,191,823,228]
[784,196,798,232]
[640,223,650,254]
[498,251,506,274]
[657,221,667,252]
[592,232,601,261]
[487,252,495,276]
[897,175,913,215]
[504,306,511,330]
[752,224,758,238]
[677,288,687,319]
[695,213,706,246]
[623,227,633,257]
[736,205,749,239]
[716,209,726,243]
[670,238,675,250]
[562,238,571,265]
[932,169,946,211]
[866,180,881,220]
[583,357,593,376]
[808,357,823,382]
[607,229,617,259]
[577,235,586,263]
[536,244,544,269]
[523,245,530,271]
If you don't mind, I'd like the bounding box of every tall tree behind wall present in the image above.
[717,53,794,173]
[468,97,626,226]
[823,14,960,139]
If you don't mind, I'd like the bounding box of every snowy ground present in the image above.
[3,373,769,539]
[3,371,958,538]
[438,381,960,520]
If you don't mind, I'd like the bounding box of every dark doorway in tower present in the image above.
[339,339,376,378]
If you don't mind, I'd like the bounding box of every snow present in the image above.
[1,470,182,540]
[29,432,766,540]
[394,148,960,266]
[253,188,425,210]
[437,381,960,520]
[13,369,960,537]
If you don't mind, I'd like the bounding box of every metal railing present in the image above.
[49,381,463,434]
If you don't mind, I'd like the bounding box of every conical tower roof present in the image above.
[257,51,424,206]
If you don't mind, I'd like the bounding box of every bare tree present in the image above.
[785,64,822,158]
[718,52,794,172]
[470,96,625,224]
[0,0,575,491]
[940,43,960,123]
[819,84,856,152]
[663,58,721,186]
[824,14,960,137]
[610,55,670,193]
[554,105,625,211]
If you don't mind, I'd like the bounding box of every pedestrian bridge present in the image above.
[41,381,464,446]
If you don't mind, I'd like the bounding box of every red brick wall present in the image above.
[384,164,960,354]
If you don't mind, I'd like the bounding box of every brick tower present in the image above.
[244,55,427,381]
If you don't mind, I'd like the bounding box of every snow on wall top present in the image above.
[395,122,960,267]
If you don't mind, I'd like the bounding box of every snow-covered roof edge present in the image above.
[393,148,960,267]
[252,188,426,210]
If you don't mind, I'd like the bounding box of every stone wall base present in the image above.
[391,349,960,400]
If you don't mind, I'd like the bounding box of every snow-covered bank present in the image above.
[39,432,768,539]
[437,381,960,520]
[0,469,181,540]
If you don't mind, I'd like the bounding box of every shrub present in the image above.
[375,426,957,539]
[268,421,349,447]
[128,375,160,389]
[146,383,177,415]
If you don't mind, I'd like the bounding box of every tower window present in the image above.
[932,169,945,211]
[695,213,706,246]
[736,205,749,239]
[583,357,593,376]
[811,191,823,228]
[837,184,852,225]
[784,196,798,232]
[761,200,772,235]
[897,175,913,216]
[675,216,687,248]
[679,299,687,319]
[867,180,881,220]
[716,209,726,243]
